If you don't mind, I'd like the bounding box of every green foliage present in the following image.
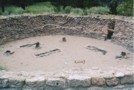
[53,6,65,14]
[109,0,118,14]
[0,66,7,71]
[0,1,133,16]
[59,6,65,13]
[117,0,133,16]
[26,2,56,14]
[87,6,110,15]
[65,6,72,13]
[70,8,84,16]
[0,6,26,15]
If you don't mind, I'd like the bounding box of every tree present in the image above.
[109,0,118,14]
[117,0,133,16]
[0,0,6,12]
[109,0,125,15]
[20,0,26,10]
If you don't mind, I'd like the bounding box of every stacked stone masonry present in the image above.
[0,71,134,90]
[0,15,133,90]
[0,15,133,52]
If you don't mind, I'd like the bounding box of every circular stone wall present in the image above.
[0,15,133,90]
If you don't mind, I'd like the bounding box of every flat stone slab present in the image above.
[35,49,61,57]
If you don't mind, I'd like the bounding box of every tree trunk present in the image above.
[1,1,5,12]
[1,5,5,12]
[109,0,118,15]
[21,4,25,10]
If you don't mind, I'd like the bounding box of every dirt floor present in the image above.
[0,35,133,72]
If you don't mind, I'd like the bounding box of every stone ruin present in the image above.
[0,15,133,52]
[0,15,133,90]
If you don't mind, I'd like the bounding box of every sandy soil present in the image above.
[0,35,133,72]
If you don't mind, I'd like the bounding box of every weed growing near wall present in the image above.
[0,66,7,71]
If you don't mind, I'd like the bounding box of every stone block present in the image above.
[0,88,22,90]
[0,79,8,88]
[25,76,45,88]
[68,75,91,87]
[22,87,44,90]
[8,77,25,88]
[91,77,105,86]
[120,75,134,84]
[46,77,66,88]
[106,77,119,86]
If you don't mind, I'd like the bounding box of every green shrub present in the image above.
[65,6,72,13]
[57,6,65,13]
[0,66,7,71]
[26,2,56,14]
[0,10,9,15]
[117,2,133,16]
[53,6,59,13]
[0,6,26,15]
[87,6,110,15]
[70,8,84,16]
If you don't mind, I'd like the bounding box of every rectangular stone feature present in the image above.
[0,79,8,88]
[8,77,25,88]
[25,76,46,88]
[46,77,66,88]
[120,75,134,84]
[67,75,91,88]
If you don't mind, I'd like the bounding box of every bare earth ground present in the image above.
[0,35,133,72]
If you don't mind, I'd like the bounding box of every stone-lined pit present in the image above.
[0,35,133,72]
[0,15,133,90]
